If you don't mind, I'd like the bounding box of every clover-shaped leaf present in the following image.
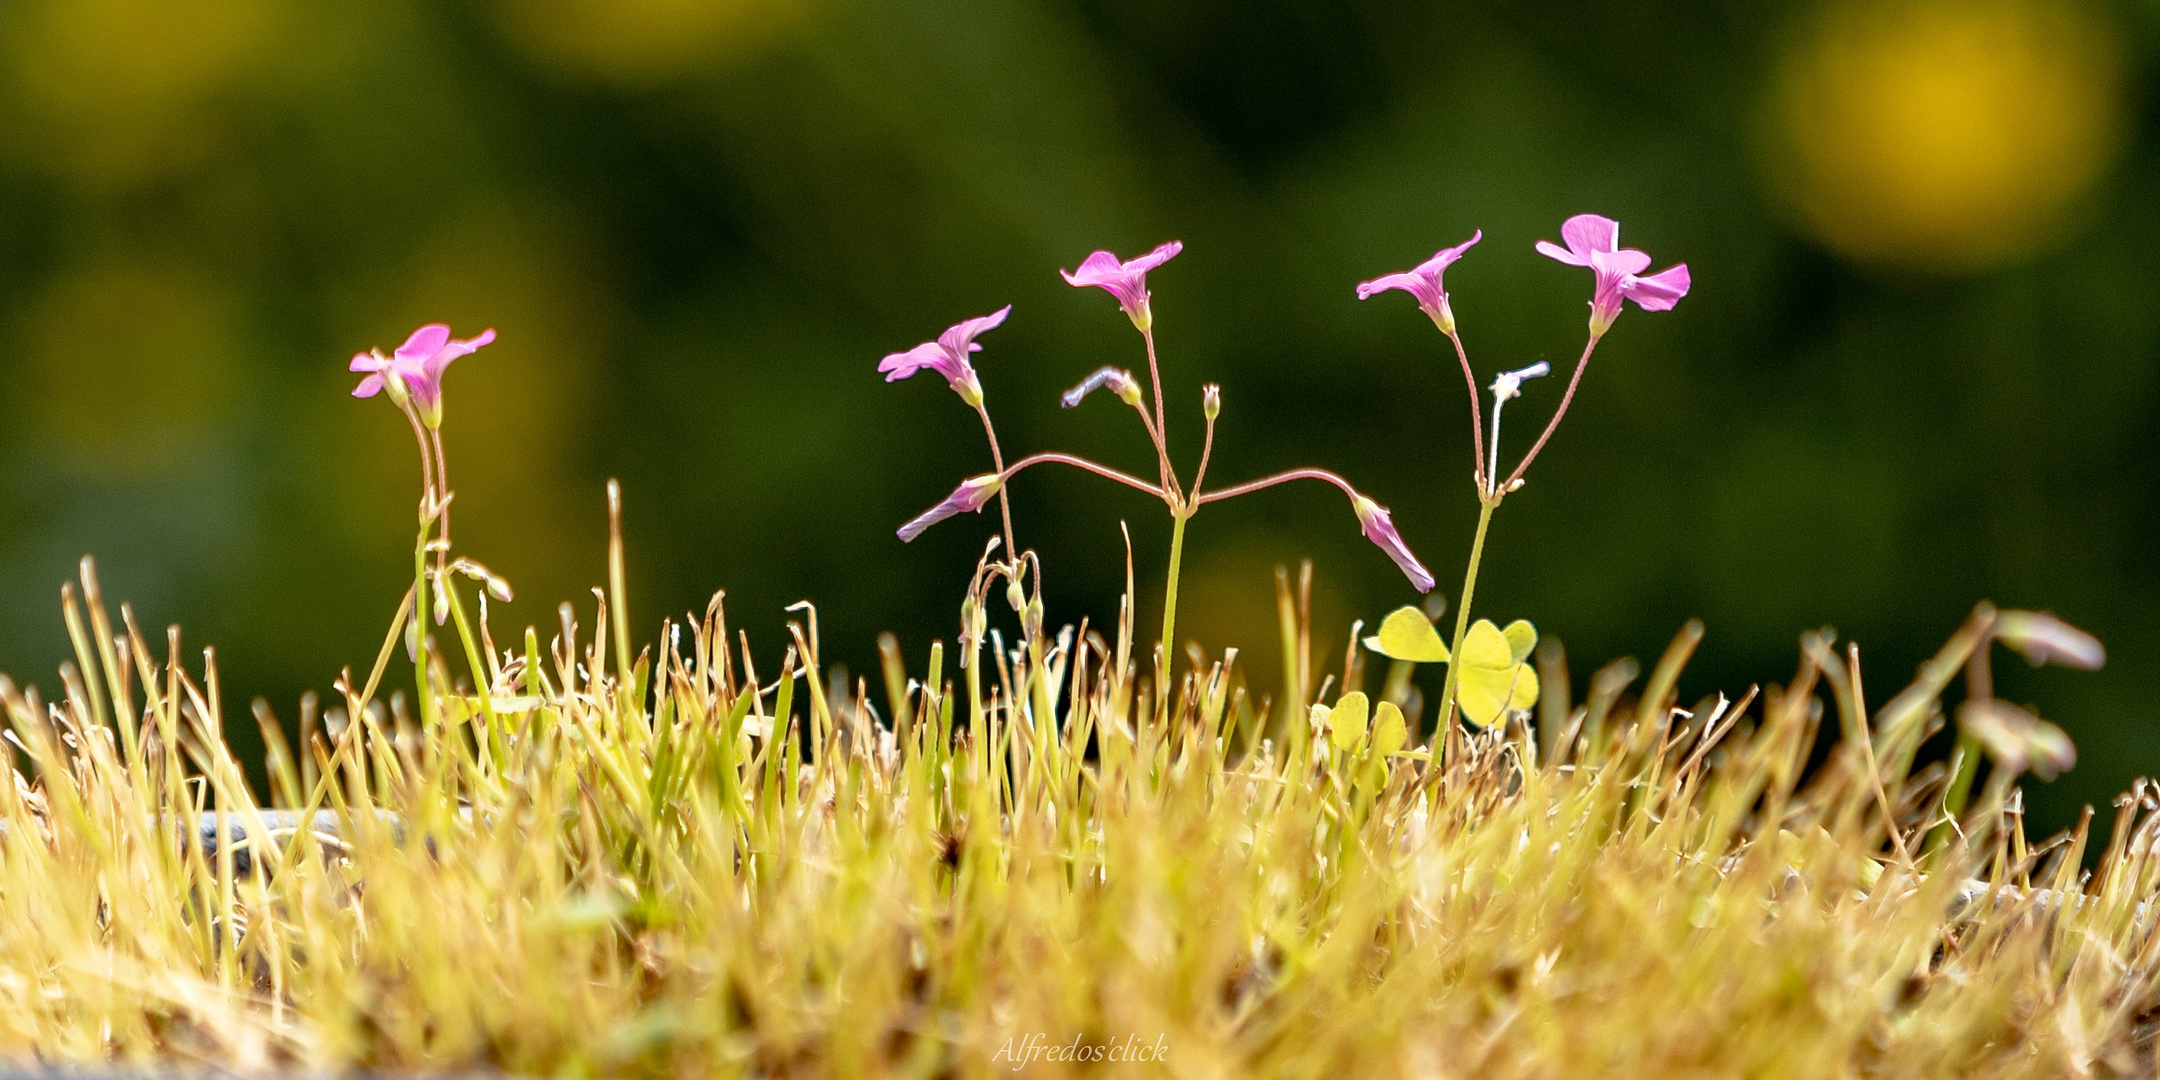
[1372,700,1408,757]
[1454,618,1539,728]
[1363,606,1449,662]
[1329,691,1370,752]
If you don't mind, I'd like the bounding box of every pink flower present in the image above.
[1353,496,1435,593]
[878,306,1011,407]
[1355,231,1482,333]
[898,473,1004,543]
[1535,215,1690,337]
[350,323,496,427]
[1060,241,1183,332]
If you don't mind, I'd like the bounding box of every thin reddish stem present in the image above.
[1446,329,1487,493]
[1143,328,1167,458]
[1502,333,1601,490]
[998,452,1167,502]
[1197,467,1359,507]
[1132,400,1181,504]
[975,404,1019,560]
[1190,410,1218,502]
[398,400,435,502]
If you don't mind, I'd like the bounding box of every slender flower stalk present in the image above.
[348,322,505,726]
[894,240,1435,718]
[1361,216,1689,738]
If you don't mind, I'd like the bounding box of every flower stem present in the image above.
[1159,510,1190,701]
[1503,333,1600,490]
[1446,329,1486,491]
[975,405,1018,561]
[997,452,1166,499]
[1143,328,1167,456]
[1436,498,1497,746]
[413,523,435,728]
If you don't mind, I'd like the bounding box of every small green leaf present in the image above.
[1330,691,1370,751]
[1502,619,1537,665]
[1372,700,1407,757]
[1454,618,1541,727]
[1458,620,1514,669]
[1363,606,1449,662]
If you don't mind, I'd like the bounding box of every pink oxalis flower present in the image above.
[350,323,497,427]
[879,305,1012,407]
[1535,214,1690,336]
[898,473,1004,543]
[1354,496,1436,593]
[1355,230,1482,334]
[1061,241,1183,331]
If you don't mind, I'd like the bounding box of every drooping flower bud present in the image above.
[1353,496,1436,593]
[1993,610,2105,670]
[1960,699,2077,780]
[897,474,1005,543]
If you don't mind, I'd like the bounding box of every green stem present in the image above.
[413,527,436,730]
[1159,511,1190,712]
[1436,499,1497,744]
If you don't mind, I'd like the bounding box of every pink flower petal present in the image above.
[1354,271,1442,308]
[394,324,452,363]
[1061,242,1182,318]
[1535,240,1587,268]
[1622,264,1691,312]
[1559,214,1619,261]
[1357,231,1480,327]
[938,304,1012,357]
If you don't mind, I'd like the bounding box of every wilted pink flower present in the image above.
[898,473,1005,543]
[1535,214,1689,336]
[1061,365,1142,409]
[350,323,496,427]
[1061,241,1183,332]
[1355,231,1482,333]
[1353,496,1435,593]
[878,306,1011,407]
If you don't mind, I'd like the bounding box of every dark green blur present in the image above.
[0,0,2152,834]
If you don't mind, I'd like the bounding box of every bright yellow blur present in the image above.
[491,0,818,82]
[1768,0,2126,271]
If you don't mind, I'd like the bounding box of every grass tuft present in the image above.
[0,552,2152,1078]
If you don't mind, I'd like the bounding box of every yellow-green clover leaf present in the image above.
[1372,700,1408,757]
[1454,618,1539,727]
[1362,605,1449,662]
[1329,691,1370,752]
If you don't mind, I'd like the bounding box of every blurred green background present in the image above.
[0,0,2151,832]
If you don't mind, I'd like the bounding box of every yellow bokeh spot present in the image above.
[1767,0,2126,271]
[493,0,817,82]
[2,0,281,181]
[21,257,241,473]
